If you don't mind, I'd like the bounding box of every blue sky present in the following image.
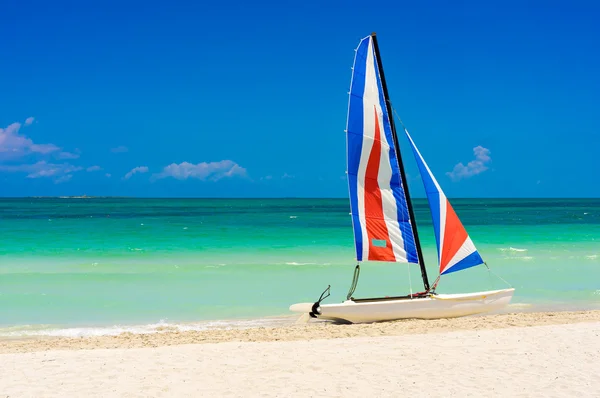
[1,0,599,198]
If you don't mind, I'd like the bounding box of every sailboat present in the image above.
[289,33,514,323]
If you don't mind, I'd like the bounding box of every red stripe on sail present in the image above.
[440,200,468,272]
[364,106,395,262]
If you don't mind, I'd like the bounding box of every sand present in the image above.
[1,311,600,397]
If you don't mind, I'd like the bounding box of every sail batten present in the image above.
[346,35,419,265]
[404,128,484,275]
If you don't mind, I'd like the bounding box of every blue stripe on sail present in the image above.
[441,250,484,275]
[372,44,418,263]
[406,136,442,262]
[346,37,370,261]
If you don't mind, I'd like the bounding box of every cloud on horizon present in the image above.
[123,166,149,180]
[446,146,492,181]
[152,160,247,181]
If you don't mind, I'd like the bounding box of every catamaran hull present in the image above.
[289,288,514,324]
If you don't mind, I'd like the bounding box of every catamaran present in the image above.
[290,33,514,323]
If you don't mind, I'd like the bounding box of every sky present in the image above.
[1,0,599,198]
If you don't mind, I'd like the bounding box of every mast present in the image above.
[370,32,430,291]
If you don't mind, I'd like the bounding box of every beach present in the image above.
[2,311,600,397]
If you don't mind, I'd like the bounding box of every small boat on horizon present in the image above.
[290,33,514,324]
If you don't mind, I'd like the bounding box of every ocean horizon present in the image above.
[1,197,598,338]
[3,196,599,199]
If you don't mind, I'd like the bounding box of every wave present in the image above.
[205,263,227,268]
[498,247,528,252]
[0,317,295,339]
[283,262,335,267]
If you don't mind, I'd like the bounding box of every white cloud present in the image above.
[152,160,247,181]
[0,118,76,160]
[31,143,61,154]
[282,173,294,179]
[105,173,112,178]
[54,174,73,184]
[58,151,80,160]
[0,118,85,184]
[124,166,149,180]
[0,121,60,158]
[111,146,129,153]
[0,161,83,180]
[446,146,492,182]
[87,165,102,172]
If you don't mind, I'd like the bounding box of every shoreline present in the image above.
[2,309,599,354]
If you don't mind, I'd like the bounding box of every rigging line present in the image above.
[391,104,436,293]
[487,266,495,290]
[390,105,409,132]
[484,261,495,290]
[484,262,513,288]
[407,262,413,298]
[430,275,441,293]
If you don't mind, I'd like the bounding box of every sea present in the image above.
[0,198,598,338]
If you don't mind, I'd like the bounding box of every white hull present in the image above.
[290,288,515,323]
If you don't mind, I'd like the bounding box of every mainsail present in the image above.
[404,128,484,275]
[345,35,419,264]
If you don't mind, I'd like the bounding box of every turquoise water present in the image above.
[0,198,598,336]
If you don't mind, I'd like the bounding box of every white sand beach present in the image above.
[1,311,600,397]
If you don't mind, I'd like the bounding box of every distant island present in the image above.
[28,195,131,199]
